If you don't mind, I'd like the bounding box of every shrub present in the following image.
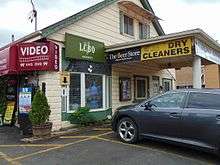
[29,90,51,125]
[69,107,94,126]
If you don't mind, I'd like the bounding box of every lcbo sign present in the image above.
[79,42,96,55]
[18,42,59,71]
[65,33,105,63]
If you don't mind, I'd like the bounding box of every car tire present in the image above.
[117,117,138,144]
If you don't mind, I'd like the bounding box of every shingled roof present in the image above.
[0,0,165,50]
[41,0,165,37]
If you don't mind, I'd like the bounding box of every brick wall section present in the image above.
[175,67,193,86]
[204,64,220,88]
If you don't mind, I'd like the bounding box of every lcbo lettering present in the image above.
[79,42,96,55]
[20,45,49,56]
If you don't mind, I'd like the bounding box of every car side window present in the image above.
[150,92,186,108]
[187,92,220,110]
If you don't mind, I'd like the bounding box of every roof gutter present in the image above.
[105,29,220,52]
[0,31,42,51]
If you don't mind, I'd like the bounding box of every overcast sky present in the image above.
[0,0,219,47]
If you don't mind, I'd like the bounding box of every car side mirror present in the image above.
[145,102,153,111]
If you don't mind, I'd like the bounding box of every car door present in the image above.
[139,91,187,138]
[181,92,220,148]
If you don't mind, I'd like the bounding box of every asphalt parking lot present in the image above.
[0,127,219,165]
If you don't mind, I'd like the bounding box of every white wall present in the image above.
[41,0,174,129]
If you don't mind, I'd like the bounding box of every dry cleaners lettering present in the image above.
[142,38,192,60]
[20,45,49,56]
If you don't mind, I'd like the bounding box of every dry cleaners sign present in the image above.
[65,33,105,63]
[141,38,192,61]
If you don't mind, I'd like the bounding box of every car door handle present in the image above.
[216,115,220,120]
[169,112,181,118]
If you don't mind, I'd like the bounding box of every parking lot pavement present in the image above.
[0,128,219,165]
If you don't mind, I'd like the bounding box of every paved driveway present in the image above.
[0,127,219,165]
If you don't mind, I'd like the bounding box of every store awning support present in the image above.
[192,55,202,89]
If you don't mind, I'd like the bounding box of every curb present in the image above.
[20,124,112,143]
[20,128,79,143]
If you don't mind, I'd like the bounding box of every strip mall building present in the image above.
[1,0,220,131]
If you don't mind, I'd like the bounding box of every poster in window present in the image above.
[69,74,81,110]
[3,101,15,125]
[119,78,131,101]
[18,87,32,114]
[85,74,103,109]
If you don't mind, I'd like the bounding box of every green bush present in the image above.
[29,90,51,125]
[69,107,94,126]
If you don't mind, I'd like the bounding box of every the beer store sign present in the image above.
[107,47,141,64]
[65,33,105,63]
[141,38,192,61]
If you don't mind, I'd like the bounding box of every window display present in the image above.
[85,74,103,109]
[69,74,81,110]
[119,78,131,101]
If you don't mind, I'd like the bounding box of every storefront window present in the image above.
[69,74,81,110]
[85,74,103,109]
[162,78,173,92]
[137,79,146,98]
[135,76,149,100]
[119,78,131,101]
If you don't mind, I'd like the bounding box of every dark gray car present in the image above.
[112,89,220,155]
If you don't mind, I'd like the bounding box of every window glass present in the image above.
[85,74,103,109]
[163,79,172,92]
[139,23,144,39]
[137,79,146,98]
[139,23,150,39]
[188,93,220,109]
[150,92,186,108]
[69,74,81,110]
[124,15,133,36]
[119,78,131,101]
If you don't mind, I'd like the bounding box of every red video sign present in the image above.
[17,42,59,71]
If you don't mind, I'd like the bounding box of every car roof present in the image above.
[170,88,220,94]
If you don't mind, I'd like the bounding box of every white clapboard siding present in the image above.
[42,0,171,130]
[48,1,158,45]
[38,71,62,131]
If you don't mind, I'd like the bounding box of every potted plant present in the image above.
[29,90,52,137]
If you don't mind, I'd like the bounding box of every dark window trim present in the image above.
[162,78,173,91]
[133,75,149,102]
[123,14,134,36]
[185,92,220,110]
[119,77,132,102]
[150,91,188,109]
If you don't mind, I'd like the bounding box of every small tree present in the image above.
[29,90,51,125]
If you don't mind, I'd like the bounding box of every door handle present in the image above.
[169,112,181,118]
[216,115,220,120]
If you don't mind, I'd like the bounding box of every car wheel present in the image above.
[117,117,138,143]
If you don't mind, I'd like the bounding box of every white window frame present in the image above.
[67,72,81,113]
[120,12,134,37]
[139,22,150,39]
[67,72,108,113]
